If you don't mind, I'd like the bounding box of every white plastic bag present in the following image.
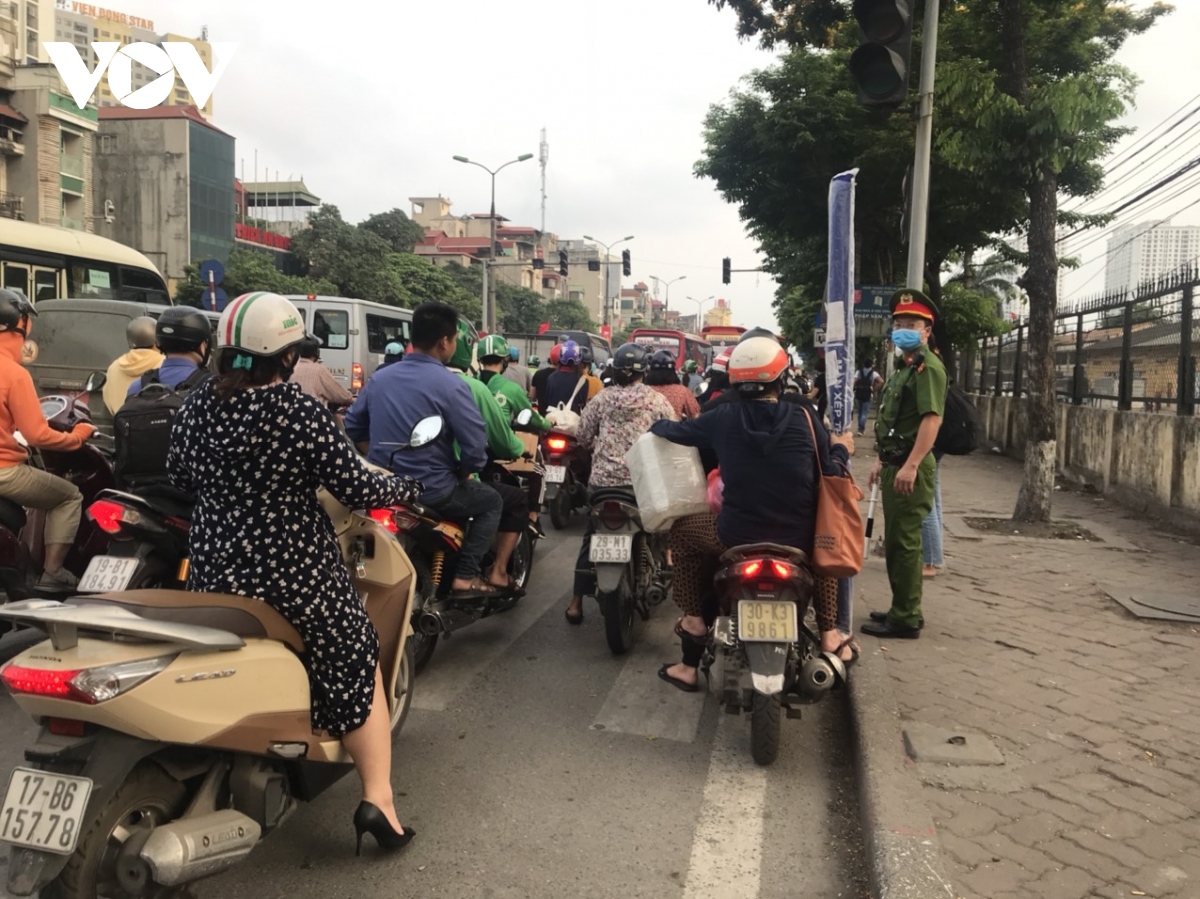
[626,433,709,532]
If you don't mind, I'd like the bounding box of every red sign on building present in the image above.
[235,223,292,250]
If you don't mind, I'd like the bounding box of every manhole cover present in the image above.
[1106,589,1200,622]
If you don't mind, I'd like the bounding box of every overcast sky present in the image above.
[130,0,1196,328]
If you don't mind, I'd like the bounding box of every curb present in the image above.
[849,644,956,899]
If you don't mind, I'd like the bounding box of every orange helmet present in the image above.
[728,337,789,390]
[549,343,562,365]
[711,348,733,374]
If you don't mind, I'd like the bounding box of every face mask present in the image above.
[892,329,924,353]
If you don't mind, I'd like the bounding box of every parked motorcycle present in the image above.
[702,543,845,766]
[541,429,589,529]
[0,417,436,899]
[0,372,115,620]
[587,488,671,655]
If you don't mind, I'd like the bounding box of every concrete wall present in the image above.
[973,394,1200,532]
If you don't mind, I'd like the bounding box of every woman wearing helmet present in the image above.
[648,336,856,690]
[566,343,677,624]
[542,339,588,417]
[0,289,96,591]
[645,348,700,420]
[167,292,422,850]
[698,349,733,406]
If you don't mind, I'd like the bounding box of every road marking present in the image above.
[591,615,706,742]
[683,714,767,899]
[411,536,576,712]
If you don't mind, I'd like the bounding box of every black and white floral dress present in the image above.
[167,381,421,736]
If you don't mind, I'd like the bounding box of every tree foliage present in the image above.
[360,208,426,254]
[175,249,336,308]
[544,298,597,332]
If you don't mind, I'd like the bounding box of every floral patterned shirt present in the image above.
[577,382,677,487]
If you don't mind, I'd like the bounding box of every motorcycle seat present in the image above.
[0,497,27,533]
[719,543,811,566]
[65,590,305,653]
[588,487,637,506]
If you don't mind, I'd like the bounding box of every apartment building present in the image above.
[1104,220,1200,295]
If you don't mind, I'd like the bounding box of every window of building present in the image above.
[98,134,118,154]
[101,30,109,37]
[187,121,235,268]
[74,22,88,32]
[365,313,410,354]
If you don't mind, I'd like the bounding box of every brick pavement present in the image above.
[855,449,1200,899]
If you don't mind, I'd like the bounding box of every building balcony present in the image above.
[0,191,24,220]
[0,134,22,156]
[60,153,84,178]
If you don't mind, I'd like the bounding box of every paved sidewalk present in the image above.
[852,450,1200,899]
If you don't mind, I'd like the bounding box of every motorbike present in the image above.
[0,372,116,618]
[541,429,589,530]
[701,544,846,766]
[587,489,671,655]
[74,487,194,594]
[0,416,438,899]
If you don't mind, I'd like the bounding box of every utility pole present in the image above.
[905,0,940,294]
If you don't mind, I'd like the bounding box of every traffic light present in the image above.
[558,251,568,276]
[848,0,912,110]
[621,249,631,277]
[587,259,601,272]
[532,257,544,270]
[722,257,731,285]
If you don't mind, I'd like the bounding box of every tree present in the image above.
[936,0,1168,521]
[175,249,336,308]
[495,283,547,334]
[360,208,426,254]
[544,298,596,332]
[385,253,480,321]
[288,204,405,305]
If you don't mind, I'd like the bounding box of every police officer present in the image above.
[861,289,947,640]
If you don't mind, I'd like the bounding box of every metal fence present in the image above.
[961,267,1198,416]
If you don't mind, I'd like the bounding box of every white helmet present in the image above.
[728,336,790,387]
[218,292,306,356]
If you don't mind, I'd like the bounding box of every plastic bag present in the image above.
[706,468,724,515]
[626,433,709,532]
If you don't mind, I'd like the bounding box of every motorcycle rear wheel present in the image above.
[408,556,439,674]
[47,762,187,899]
[602,567,636,655]
[750,693,783,766]
[549,475,572,530]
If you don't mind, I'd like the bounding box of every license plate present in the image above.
[545,465,567,484]
[1,768,93,855]
[737,600,798,643]
[590,534,632,563]
[77,556,139,593]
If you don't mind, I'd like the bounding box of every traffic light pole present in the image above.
[905,0,939,293]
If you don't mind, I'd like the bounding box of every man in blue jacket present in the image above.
[345,303,503,600]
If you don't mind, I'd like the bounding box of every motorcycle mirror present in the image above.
[83,371,107,393]
[515,409,533,427]
[409,415,444,448]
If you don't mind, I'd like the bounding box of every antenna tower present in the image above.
[539,128,549,233]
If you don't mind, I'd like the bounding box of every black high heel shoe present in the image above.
[353,801,416,856]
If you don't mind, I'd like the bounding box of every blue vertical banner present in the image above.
[824,169,858,434]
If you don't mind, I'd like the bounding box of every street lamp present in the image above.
[582,234,634,327]
[453,152,535,332]
[685,295,715,331]
[650,274,686,325]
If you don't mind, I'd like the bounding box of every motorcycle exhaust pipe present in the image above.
[798,653,847,696]
[644,584,666,606]
[139,810,261,887]
[417,607,475,636]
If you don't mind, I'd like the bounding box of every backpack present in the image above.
[934,382,981,456]
[854,369,875,403]
[544,375,588,436]
[113,367,210,488]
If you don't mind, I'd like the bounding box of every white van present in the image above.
[285,295,413,392]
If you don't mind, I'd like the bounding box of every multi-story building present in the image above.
[704,299,733,328]
[2,0,54,66]
[1104,221,1200,296]
[617,281,652,329]
[51,5,215,118]
[3,63,96,231]
[93,104,233,289]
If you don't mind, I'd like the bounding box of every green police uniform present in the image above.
[875,348,947,627]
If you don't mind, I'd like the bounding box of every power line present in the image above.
[1058,155,1200,243]
[1061,167,1200,258]
[1064,120,1200,217]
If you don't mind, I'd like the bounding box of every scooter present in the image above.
[0,372,116,618]
[541,429,589,530]
[74,487,194,593]
[701,544,846,766]
[0,416,437,899]
[587,489,671,655]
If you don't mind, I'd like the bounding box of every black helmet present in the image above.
[739,326,783,346]
[156,306,212,357]
[579,345,594,367]
[612,343,649,373]
[0,288,36,338]
[648,348,676,371]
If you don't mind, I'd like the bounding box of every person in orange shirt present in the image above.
[0,290,96,590]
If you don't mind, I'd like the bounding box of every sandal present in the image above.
[832,634,861,668]
[565,607,584,625]
[448,579,502,601]
[658,663,700,693]
[487,570,527,598]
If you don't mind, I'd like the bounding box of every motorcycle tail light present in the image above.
[391,512,420,532]
[546,436,568,452]
[770,560,795,579]
[738,559,797,581]
[739,560,763,579]
[368,509,399,534]
[352,363,364,392]
[70,656,177,704]
[2,664,87,702]
[86,499,140,535]
[599,501,627,529]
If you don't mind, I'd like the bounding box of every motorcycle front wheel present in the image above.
[750,692,783,766]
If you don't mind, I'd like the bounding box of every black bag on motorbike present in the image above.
[113,368,209,488]
[934,382,981,456]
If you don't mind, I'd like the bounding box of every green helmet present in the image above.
[528,355,540,367]
[685,359,698,373]
[478,333,510,362]
[448,317,478,371]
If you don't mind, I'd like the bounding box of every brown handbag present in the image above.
[801,408,865,578]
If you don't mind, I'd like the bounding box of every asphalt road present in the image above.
[0,519,871,899]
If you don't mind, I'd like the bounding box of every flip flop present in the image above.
[448,579,502,601]
[658,663,700,693]
[487,571,527,598]
[832,634,861,668]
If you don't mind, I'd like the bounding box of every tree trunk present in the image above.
[1013,163,1058,522]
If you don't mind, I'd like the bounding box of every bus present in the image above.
[700,324,746,351]
[0,220,170,305]
[504,330,613,369]
[629,328,713,370]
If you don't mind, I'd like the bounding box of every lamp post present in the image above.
[582,234,634,327]
[650,275,686,326]
[686,295,715,331]
[453,152,534,333]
